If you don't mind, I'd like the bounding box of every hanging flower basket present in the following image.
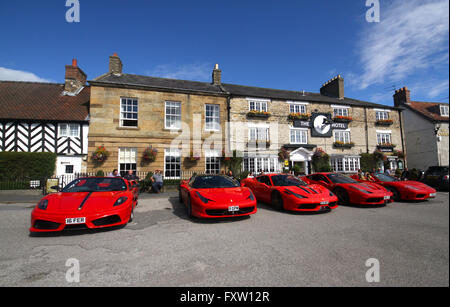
[142,146,158,163]
[91,146,110,163]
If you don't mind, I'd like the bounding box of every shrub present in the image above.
[95,170,105,177]
[0,152,56,180]
[312,148,331,172]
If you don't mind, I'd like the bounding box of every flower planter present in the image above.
[288,113,310,121]
[375,120,393,126]
[333,116,353,123]
[247,111,271,119]
[333,142,355,149]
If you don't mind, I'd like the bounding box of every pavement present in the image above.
[0,191,448,287]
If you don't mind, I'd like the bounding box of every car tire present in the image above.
[387,187,401,201]
[271,191,284,211]
[334,188,350,205]
[178,189,183,203]
[186,195,193,218]
[128,208,134,223]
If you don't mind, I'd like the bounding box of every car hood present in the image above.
[195,187,252,203]
[398,181,435,191]
[281,184,330,197]
[343,182,388,194]
[45,191,129,213]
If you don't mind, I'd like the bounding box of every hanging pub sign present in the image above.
[293,113,349,137]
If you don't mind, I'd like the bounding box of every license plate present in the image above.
[320,201,329,205]
[429,193,436,197]
[384,196,390,200]
[228,206,239,212]
[66,217,86,225]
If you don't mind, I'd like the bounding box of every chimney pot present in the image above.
[109,53,123,75]
[64,58,86,94]
[212,63,221,85]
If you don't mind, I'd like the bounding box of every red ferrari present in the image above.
[241,174,338,212]
[179,175,257,218]
[303,173,393,206]
[350,172,437,201]
[30,177,137,233]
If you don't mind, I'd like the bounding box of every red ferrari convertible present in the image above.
[241,174,338,212]
[179,175,257,218]
[303,173,393,206]
[30,177,137,233]
[350,172,436,201]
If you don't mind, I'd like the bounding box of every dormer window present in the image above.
[440,105,449,117]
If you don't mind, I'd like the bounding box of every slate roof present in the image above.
[404,101,449,122]
[0,81,90,122]
[90,73,399,110]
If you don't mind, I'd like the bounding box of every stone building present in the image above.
[393,87,449,170]
[88,55,228,177]
[224,76,406,174]
[86,55,406,177]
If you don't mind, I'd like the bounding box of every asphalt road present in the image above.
[0,192,448,287]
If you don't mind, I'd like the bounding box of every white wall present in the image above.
[402,108,438,170]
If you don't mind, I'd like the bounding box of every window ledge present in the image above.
[117,126,140,131]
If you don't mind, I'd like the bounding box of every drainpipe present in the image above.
[398,109,407,168]
[364,107,369,153]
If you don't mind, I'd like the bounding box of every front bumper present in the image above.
[29,205,132,232]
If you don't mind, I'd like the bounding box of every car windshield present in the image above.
[271,175,307,187]
[62,178,127,193]
[373,173,399,182]
[327,173,357,184]
[192,175,240,189]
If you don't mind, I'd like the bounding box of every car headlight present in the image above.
[37,199,48,210]
[113,196,128,207]
[350,186,373,194]
[404,185,420,191]
[195,192,214,204]
[284,189,307,199]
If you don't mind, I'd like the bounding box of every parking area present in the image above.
[0,191,448,287]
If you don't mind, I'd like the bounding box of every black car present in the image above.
[421,166,449,191]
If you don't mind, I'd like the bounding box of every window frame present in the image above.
[120,98,139,128]
[58,123,80,138]
[205,150,221,175]
[118,147,137,176]
[334,130,351,144]
[165,101,182,130]
[290,128,308,144]
[205,104,221,131]
[164,148,181,179]
[440,105,449,117]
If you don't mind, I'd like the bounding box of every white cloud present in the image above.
[356,0,449,90]
[0,67,52,83]
[146,63,212,81]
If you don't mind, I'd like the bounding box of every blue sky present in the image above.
[0,0,448,106]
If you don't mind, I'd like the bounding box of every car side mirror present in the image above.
[50,185,60,191]
[319,180,328,185]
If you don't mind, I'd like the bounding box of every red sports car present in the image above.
[30,177,137,233]
[350,172,437,201]
[179,174,257,218]
[303,173,393,206]
[241,174,338,212]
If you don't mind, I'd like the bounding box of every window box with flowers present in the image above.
[375,119,394,126]
[333,115,353,123]
[91,146,110,163]
[288,113,310,121]
[377,143,396,150]
[187,150,201,162]
[247,110,271,119]
[333,141,355,149]
[142,146,158,163]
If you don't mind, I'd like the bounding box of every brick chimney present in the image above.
[320,75,344,99]
[393,87,411,107]
[64,58,87,94]
[109,53,123,75]
[212,64,221,85]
